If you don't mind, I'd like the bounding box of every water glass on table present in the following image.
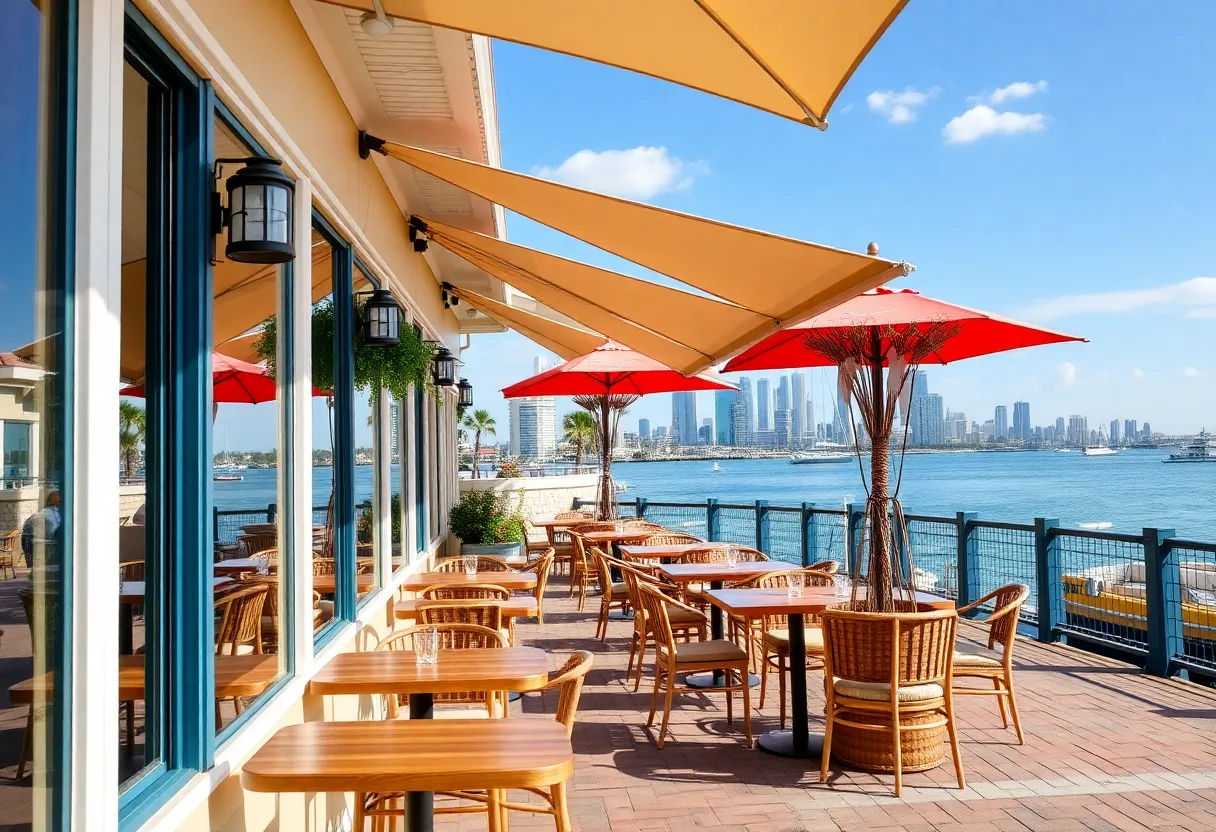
[833,574,850,599]
[724,546,739,568]
[415,628,440,666]
[787,571,804,598]
[462,553,478,578]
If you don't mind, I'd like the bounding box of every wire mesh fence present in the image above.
[1054,529,1146,651]
[1163,539,1216,671]
[809,510,849,571]
[641,502,708,539]
[905,515,959,599]
[968,522,1037,622]
[716,505,756,549]
[214,506,275,546]
[764,507,802,564]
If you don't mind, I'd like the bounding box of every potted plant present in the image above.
[447,490,526,561]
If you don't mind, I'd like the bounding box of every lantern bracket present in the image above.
[358,130,387,160]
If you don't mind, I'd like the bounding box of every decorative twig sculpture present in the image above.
[573,393,639,520]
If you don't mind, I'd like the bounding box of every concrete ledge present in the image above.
[459,473,598,518]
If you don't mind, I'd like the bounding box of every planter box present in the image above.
[459,541,526,564]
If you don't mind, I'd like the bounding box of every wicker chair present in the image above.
[237,532,277,558]
[241,575,281,653]
[567,524,615,609]
[419,601,504,645]
[641,532,703,546]
[312,558,336,576]
[808,560,840,574]
[517,547,555,623]
[433,555,514,573]
[588,546,630,640]
[421,584,512,643]
[119,560,145,581]
[375,622,507,717]
[951,583,1030,744]
[214,583,269,727]
[614,556,707,691]
[819,606,965,796]
[0,529,20,579]
[547,510,591,574]
[637,581,752,749]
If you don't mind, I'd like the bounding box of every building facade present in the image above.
[756,378,771,432]
[638,418,651,441]
[671,390,698,445]
[714,389,736,446]
[1013,401,1031,441]
[994,405,1009,440]
[736,376,754,444]
[790,371,806,443]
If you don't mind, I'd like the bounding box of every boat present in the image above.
[213,474,243,482]
[1165,431,1216,463]
[711,462,722,473]
[1082,446,1118,456]
[790,453,852,465]
[1077,521,1113,531]
[1054,448,1071,453]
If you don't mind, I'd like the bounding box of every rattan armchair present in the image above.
[0,530,21,579]
[952,583,1030,744]
[567,523,615,609]
[637,581,752,749]
[237,531,277,558]
[548,510,592,574]
[434,555,514,573]
[373,623,508,722]
[820,606,965,796]
[614,555,707,691]
[589,545,630,640]
[214,583,269,727]
[517,547,555,623]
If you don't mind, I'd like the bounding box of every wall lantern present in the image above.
[432,346,456,387]
[358,288,403,348]
[457,378,473,407]
[214,156,295,264]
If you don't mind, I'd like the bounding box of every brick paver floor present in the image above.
[437,573,1216,831]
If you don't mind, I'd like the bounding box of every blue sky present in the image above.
[459,1,1216,441]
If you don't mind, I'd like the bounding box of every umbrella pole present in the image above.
[596,396,616,520]
[865,325,895,613]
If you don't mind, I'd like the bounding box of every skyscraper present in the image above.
[775,376,790,412]
[731,399,749,447]
[1067,415,1088,446]
[714,389,736,446]
[834,369,851,444]
[1056,417,1067,437]
[671,391,698,445]
[699,418,714,444]
[994,405,1009,440]
[509,356,558,458]
[638,418,651,441]
[774,409,791,447]
[756,378,771,431]
[1109,419,1121,445]
[1013,401,1031,440]
[1125,420,1137,443]
[1141,422,1151,440]
[908,370,930,446]
[737,377,754,444]
[915,393,945,446]
[791,372,806,443]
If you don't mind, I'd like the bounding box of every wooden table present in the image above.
[619,542,716,562]
[402,571,536,593]
[394,597,538,626]
[10,654,278,703]
[705,587,954,759]
[580,528,656,549]
[119,578,233,655]
[307,647,550,827]
[528,514,591,529]
[242,720,574,832]
[654,562,795,688]
[311,572,376,594]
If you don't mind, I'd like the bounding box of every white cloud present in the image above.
[989,80,1048,104]
[943,105,1046,144]
[1020,277,1216,321]
[1132,367,1145,379]
[1183,367,1209,378]
[532,146,708,200]
[1057,362,1078,390]
[866,87,939,124]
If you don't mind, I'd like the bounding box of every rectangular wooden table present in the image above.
[402,571,536,593]
[528,514,591,528]
[307,647,551,828]
[705,587,954,759]
[10,654,278,703]
[618,542,716,562]
[241,720,574,832]
[311,572,376,594]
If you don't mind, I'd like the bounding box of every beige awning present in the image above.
[320,0,908,128]
[448,288,606,361]
[427,218,789,376]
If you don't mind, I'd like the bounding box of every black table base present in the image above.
[407,693,435,831]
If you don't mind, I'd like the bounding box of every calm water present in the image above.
[212,464,399,513]
[612,449,1216,539]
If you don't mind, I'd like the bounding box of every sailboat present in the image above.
[711,462,722,472]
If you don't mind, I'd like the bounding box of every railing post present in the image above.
[707,498,720,542]
[635,497,648,520]
[755,500,770,554]
[212,508,220,548]
[801,502,816,567]
[956,512,978,608]
[1143,527,1181,677]
[571,497,584,510]
[1034,517,1062,643]
[845,502,862,575]
[267,503,277,524]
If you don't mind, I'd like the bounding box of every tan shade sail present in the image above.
[321,0,908,127]
[448,288,606,361]
[427,218,784,376]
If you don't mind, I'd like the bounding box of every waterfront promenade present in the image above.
[436,578,1216,831]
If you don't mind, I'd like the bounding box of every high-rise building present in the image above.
[775,376,790,412]
[731,399,749,447]
[994,405,1009,440]
[1056,417,1066,437]
[737,377,754,444]
[638,418,651,441]
[1125,420,1138,442]
[671,391,698,445]
[915,393,945,445]
[1013,401,1031,440]
[1067,415,1088,446]
[756,378,771,431]
[908,370,930,445]
[509,357,558,458]
[834,368,852,444]
[774,409,791,448]
[791,372,807,442]
[714,389,736,446]
[1109,419,1121,445]
[654,426,667,439]
[698,421,713,444]
[1142,422,1152,440]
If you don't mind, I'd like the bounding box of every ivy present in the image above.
[254,297,439,403]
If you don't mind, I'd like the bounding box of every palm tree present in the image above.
[562,409,598,468]
[119,400,146,482]
[461,409,497,479]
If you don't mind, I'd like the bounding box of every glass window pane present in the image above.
[353,266,381,601]
[0,2,69,827]
[210,116,287,735]
[244,185,265,242]
[391,398,404,573]
[310,229,336,633]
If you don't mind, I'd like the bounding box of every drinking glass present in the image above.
[787,571,804,598]
[415,628,440,666]
[463,554,478,577]
[833,575,850,599]
[724,547,739,568]
[254,553,270,575]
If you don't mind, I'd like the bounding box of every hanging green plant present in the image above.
[253,297,439,403]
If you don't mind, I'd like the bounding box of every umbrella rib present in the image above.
[427,225,719,361]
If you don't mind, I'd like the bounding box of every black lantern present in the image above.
[216,156,295,264]
[432,346,456,387]
[360,288,403,348]
[457,377,473,407]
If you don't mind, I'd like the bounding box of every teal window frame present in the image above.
[353,257,387,605]
[414,324,428,554]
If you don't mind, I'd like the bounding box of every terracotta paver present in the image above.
[436,570,1216,830]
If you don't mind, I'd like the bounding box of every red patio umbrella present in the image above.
[122,353,278,403]
[503,342,736,518]
[724,282,1085,612]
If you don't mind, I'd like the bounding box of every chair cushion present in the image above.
[953,644,1004,668]
[659,639,747,664]
[763,626,825,652]
[610,581,628,598]
[833,678,944,703]
[669,607,707,627]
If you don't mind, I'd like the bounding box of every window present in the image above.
[353,263,383,602]
[414,343,428,554]
[392,396,406,573]
[0,0,73,828]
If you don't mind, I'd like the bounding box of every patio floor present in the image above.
[442,573,1216,831]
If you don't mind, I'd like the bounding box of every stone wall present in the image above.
[0,489,40,534]
[119,485,146,522]
[458,473,597,517]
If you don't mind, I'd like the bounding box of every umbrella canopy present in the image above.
[724,286,1086,372]
[501,342,737,399]
[122,353,278,404]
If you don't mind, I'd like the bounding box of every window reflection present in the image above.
[311,230,338,631]
[354,265,382,602]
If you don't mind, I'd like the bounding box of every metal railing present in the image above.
[213,504,337,545]
[573,495,1216,680]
